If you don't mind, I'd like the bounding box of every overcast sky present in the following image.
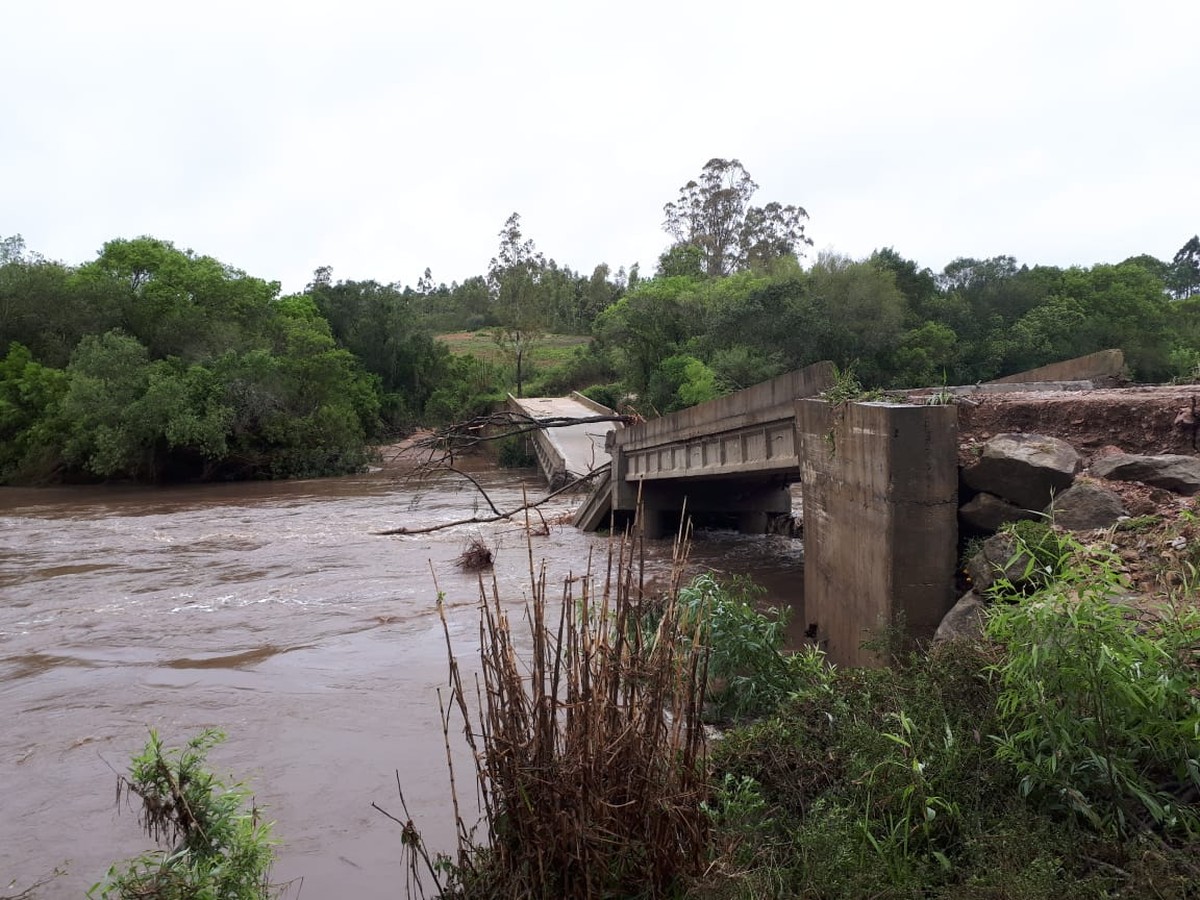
[3,0,1197,293]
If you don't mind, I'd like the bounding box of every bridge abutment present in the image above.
[796,399,958,667]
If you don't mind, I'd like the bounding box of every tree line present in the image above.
[2,158,1198,484]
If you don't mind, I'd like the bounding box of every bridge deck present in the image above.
[509,394,615,487]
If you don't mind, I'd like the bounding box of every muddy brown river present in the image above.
[0,467,804,898]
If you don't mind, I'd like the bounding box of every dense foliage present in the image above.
[0,238,385,482]
[690,536,1200,898]
[3,159,1198,482]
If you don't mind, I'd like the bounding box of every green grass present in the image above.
[436,330,590,369]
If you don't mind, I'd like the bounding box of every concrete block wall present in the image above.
[797,399,959,667]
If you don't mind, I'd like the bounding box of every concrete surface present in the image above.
[509,395,615,487]
[797,400,959,668]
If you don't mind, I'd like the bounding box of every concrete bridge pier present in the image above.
[576,365,960,668]
[796,399,958,667]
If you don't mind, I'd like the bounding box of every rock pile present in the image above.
[936,432,1200,643]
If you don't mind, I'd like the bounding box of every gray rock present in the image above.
[959,491,1042,533]
[933,591,986,644]
[962,433,1080,510]
[1046,481,1127,531]
[966,531,1024,593]
[1090,453,1200,496]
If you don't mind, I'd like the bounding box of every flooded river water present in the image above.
[0,466,804,898]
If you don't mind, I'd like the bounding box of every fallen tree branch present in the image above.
[375,464,608,536]
[377,407,627,534]
[445,465,503,517]
[0,867,68,900]
[418,411,631,457]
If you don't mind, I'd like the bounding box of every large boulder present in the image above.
[962,433,1080,511]
[933,591,986,644]
[1046,481,1127,531]
[1090,453,1200,496]
[959,491,1042,533]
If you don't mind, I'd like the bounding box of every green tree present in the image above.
[1121,252,1172,285]
[306,275,449,427]
[889,321,959,388]
[593,276,706,398]
[662,158,811,278]
[0,342,69,481]
[1055,262,1173,378]
[73,237,279,362]
[1169,235,1200,299]
[870,247,939,320]
[577,263,623,328]
[59,331,159,478]
[656,243,706,279]
[57,331,237,480]
[488,213,551,396]
[646,353,720,413]
[0,250,116,367]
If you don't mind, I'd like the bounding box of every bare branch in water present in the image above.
[374,465,608,536]
[377,407,628,535]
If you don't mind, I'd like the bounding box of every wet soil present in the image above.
[945,384,1200,463]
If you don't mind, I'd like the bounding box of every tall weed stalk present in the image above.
[406,521,711,899]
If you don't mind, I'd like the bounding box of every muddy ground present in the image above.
[938,385,1200,461]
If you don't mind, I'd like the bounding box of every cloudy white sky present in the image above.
[3,0,1197,293]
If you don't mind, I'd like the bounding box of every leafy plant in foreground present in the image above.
[90,730,276,900]
[987,535,1200,838]
[677,573,799,720]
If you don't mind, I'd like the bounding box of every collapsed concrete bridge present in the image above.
[508,349,1140,666]
[567,362,961,667]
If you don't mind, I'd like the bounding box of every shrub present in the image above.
[987,534,1200,838]
[90,730,275,900]
[676,574,799,721]
[495,434,536,468]
[396,531,711,899]
[580,382,623,411]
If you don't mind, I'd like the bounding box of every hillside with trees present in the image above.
[2,159,1198,484]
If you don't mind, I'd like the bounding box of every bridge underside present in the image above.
[618,474,795,539]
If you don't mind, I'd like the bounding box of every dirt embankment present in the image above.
[950,385,1200,463]
[938,384,1200,603]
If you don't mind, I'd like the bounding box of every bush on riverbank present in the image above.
[90,730,276,900]
[393,533,711,900]
[388,521,1200,898]
[696,533,1200,899]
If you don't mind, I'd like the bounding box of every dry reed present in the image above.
[401,515,711,899]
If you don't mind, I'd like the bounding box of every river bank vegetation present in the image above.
[3,160,1200,485]
[390,525,1200,899]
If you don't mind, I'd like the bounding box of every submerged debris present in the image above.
[455,536,494,571]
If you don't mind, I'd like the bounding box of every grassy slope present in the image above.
[436,330,590,369]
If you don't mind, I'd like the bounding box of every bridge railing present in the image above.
[614,362,835,453]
